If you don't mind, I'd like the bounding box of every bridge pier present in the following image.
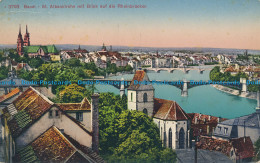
[181,79,188,96]
[240,78,248,95]
[120,78,125,97]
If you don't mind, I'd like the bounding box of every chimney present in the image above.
[91,93,99,153]
[208,116,211,121]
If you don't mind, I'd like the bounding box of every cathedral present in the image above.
[17,25,30,55]
[127,70,191,149]
[16,25,58,60]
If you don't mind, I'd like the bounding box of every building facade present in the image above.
[127,70,191,149]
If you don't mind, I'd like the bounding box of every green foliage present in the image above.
[209,66,247,82]
[57,84,91,103]
[99,93,177,163]
[17,69,35,80]
[65,58,81,67]
[0,66,8,80]
[106,62,133,74]
[29,57,44,68]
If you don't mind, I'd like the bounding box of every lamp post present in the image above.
[194,129,200,163]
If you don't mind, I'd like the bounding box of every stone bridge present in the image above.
[83,78,247,97]
[143,67,212,74]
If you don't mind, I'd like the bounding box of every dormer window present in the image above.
[49,110,53,118]
[224,127,228,134]
[76,112,83,121]
[55,110,59,117]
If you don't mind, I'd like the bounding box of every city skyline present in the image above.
[0,0,260,50]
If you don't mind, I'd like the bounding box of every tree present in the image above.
[0,66,8,80]
[58,84,90,103]
[65,58,81,67]
[98,93,177,163]
[29,57,44,68]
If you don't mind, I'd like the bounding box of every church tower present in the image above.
[127,70,154,116]
[17,25,24,56]
[23,25,30,46]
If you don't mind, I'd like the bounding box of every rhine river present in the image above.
[95,69,256,119]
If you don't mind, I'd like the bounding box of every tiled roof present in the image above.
[0,87,20,103]
[30,127,75,162]
[153,98,189,120]
[188,113,227,125]
[197,136,254,160]
[16,126,91,163]
[16,126,104,163]
[219,112,260,128]
[188,113,227,137]
[6,87,53,137]
[64,133,106,163]
[231,137,254,160]
[128,70,146,90]
[56,98,91,111]
[224,66,237,72]
[197,136,233,157]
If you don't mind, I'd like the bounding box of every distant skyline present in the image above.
[0,0,260,50]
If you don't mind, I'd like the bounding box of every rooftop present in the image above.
[153,98,189,121]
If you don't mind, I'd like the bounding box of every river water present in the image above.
[95,69,256,119]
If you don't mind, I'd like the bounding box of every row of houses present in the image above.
[0,86,104,163]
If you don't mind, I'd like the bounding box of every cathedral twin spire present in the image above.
[17,25,30,55]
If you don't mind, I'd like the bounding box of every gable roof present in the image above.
[6,87,53,137]
[128,70,154,90]
[231,137,254,160]
[0,88,20,103]
[56,98,91,111]
[153,98,189,121]
[197,136,254,160]
[3,87,93,139]
[24,45,58,54]
[15,126,103,163]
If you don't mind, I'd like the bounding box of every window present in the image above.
[224,127,228,134]
[169,128,172,148]
[218,126,221,131]
[55,110,59,117]
[49,110,53,118]
[143,108,148,115]
[143,93,148,102]
[131,93,133,102]
[231,150,234,156]
[76,112,83,121]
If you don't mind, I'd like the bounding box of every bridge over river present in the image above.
[143,67,212,74]
[82,78,247,96]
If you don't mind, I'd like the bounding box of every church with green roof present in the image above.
[23,45,58,60]
[17,25,59,61]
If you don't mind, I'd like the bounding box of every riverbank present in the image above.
[211,85,257,100]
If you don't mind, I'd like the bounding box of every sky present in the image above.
[0,0,260,50]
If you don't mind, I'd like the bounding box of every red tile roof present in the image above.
[56,98,91,111]
[12,87,53,117]
[197,136,232,156]
[0,88,20,103]
[128,70,146,90]
[197,136,254,160]
[6,87,53,137]
[188,113,227,136]
[153,98,189,120]
[31,126,76,162]
[231,137,254,160]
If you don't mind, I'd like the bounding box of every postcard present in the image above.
[0,0,260,162]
